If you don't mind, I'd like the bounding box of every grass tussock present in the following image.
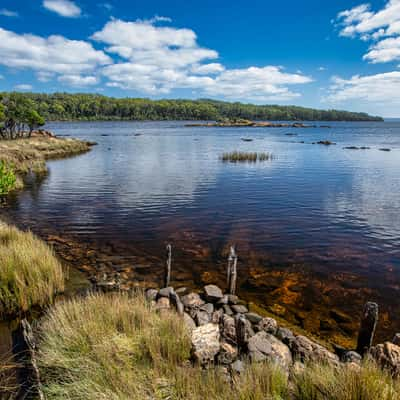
[36,292,400,400]
[0,137,93,192]
[0,222,64,317]
[221,151,273,163]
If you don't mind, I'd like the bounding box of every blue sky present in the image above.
[0,0,400,116]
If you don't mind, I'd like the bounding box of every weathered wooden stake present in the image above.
[227,246,235,288]
[356,302,379,356]
[21,319,45,400]
[228,246,238,295]
[165,244,172,288]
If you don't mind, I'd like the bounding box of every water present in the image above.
[3,120,400,344]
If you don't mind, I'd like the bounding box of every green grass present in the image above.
[221,151,273,163]
[36,292,400,400]
[0,222,65,317]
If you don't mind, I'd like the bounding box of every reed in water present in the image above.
[221,151,273,163]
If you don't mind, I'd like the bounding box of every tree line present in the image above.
[0,93,382,130]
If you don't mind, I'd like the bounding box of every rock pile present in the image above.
[146,284,400,376]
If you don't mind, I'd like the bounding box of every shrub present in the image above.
[0,161,16,195]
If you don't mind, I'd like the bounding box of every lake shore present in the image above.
[0,133,96,192]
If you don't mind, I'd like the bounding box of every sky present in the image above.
[0,0,400,117]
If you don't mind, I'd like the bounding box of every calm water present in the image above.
[3,120,400,343]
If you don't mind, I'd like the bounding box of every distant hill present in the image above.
[0,92,383,122]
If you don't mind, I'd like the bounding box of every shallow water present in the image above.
[2,120,400,344]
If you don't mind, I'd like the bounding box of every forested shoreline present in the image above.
[0,92,383,122]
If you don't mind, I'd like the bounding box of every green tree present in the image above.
[26,109,45,136]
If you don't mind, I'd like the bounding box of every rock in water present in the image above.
[369,342,400,377]
[204,285,224,302]
[247,331,292,370]
[191,323,220,365]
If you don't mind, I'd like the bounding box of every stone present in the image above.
[217,295,229,306]
[191,323,220,365]
[227,295,239,305]
[342,351,362,364]
[211,309,224,324]
[257,318,278,335]
[158,287,174,298]
[392,333,400,346]
[200,303,214,315]
[175,287,188,295]
[183,312,196,333]
[204,285,224,302]
[245,312,263,325]
[155,297,170,310]
[218,342,238,364]
[248,332,292,370]
[182,292,205,308]
[195,310,211,326]
[145,288,158,302]
[222,314,237,343]
[223,305,234,316]
[232,305,248,314]
[369,342,400,376]
[230,360,245,374]
[170,291,184,315]
[291,336,339,366]
[275,327,295,348]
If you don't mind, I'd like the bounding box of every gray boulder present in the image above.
[291,335,339,366]
[222,314,237,342]
[195,310,212,326]
[342,351,362,364]
[183,312,196,333]
[204,285,224,302]
[392,333,400,346]
[276,327,295,347]
[218,342,238,364]
[232,305,248,314]
[245,312,263,325]
[158,287,174,298]
[247,331,292,370]
[182,292,205,308]
[145,288,158,302]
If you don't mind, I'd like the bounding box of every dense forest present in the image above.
[0,92,383,122]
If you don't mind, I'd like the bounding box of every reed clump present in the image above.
[36,292,400,400]
[0,222,64,317]
[221,151,273,163]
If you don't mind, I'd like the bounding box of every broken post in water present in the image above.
[227,246,238,295]
[165,244,172,288]
[356,301,379,355]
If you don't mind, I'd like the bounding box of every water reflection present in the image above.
[2,120,400,346]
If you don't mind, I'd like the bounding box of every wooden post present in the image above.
[227,246,235,289]
[235,314,247,353]
[165,244,172,288]
[356,302,379,356]
[20,319,45,400]
[229,247,238,295]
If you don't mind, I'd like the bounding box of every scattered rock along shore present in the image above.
[141,284,400,376]
[186,120,327,129]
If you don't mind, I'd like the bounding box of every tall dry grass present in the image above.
[0,222,64,317]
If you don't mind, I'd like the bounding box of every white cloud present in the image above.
[0,9,18,17]
[336,0,400,63]
[58,74,99,86]
[0,27,111,75]
[95,18,311,100]
[15,84,33,91]
[43,0,81,17]
[324,71,400,115]
[318,66,326,71]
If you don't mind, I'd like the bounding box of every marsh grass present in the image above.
[0,222,64,317]
[0,137,93,191]
[221,151,273,163]
[36,292,400,400]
